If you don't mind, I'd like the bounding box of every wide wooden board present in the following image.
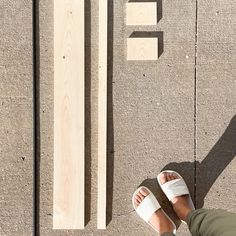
[53,0,85,229]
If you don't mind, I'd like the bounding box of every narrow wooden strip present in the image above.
[53,0,85,229]
[97,0,108,230]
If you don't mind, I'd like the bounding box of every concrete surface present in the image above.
[0,0,33,236]
[0,0,236,235]
[196,0,236,210]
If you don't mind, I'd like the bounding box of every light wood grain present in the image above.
[126,2,157,25]
[127,38,158,61]
[53,0,85,229]
[97,0,108,230]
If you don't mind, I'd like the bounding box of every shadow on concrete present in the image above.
[33,0,40,235]
[129,31,164,58]
[139,114,236,228]
[85,0,92,226]
[107,0,115,227]
[128,0,162,24]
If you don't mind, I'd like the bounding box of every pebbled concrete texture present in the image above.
[1,0,236,236]
[0,0,33,236]
[196,0,236,211]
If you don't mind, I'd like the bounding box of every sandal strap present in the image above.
[136,192,161,222]
[161,178,189,201]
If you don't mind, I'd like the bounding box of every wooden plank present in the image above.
[53,0,85,229]
[127,38,158,61]
[126,2,157,25]
[97,0,108,230]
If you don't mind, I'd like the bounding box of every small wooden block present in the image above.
[126,2,157,25]
[127,38,158,61]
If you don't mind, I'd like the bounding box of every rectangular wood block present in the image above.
[126,2,157,25]
[53,0,85,229]
[127,38,158,61]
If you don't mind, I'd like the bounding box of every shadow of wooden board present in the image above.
[53,0,85,229]
[126,2,157,25]
[127,38,158,60]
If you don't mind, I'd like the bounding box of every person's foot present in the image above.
[134,187,175,234]
[159,172,195,222]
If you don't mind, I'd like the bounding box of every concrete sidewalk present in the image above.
[0,0,236,235]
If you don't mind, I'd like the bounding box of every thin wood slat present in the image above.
[97,0,108,230]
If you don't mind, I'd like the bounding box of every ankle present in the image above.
[171,195,195,221]
[159,222,175,235]
[150,210,175,234]
[173,204,192,221]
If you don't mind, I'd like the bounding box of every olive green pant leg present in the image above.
[161,233,175,236]
[187,209,236,236]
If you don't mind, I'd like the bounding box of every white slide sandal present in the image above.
[132,186,176,235]
[157,170,190,223]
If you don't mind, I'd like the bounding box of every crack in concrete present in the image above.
[194,0,199,206]
[113,210,135,218]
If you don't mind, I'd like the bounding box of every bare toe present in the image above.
[167,173,172,181]
[135,194,142,204]
[134,198,139,207]
[169,173,176,180]
[137,191,145,201]
[140,187,149,197]
[159,172,167,185]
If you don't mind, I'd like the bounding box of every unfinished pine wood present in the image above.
[53,0,85,229]
[126,2,157,25]
[127,38,158,61]
[97,0,108,230]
